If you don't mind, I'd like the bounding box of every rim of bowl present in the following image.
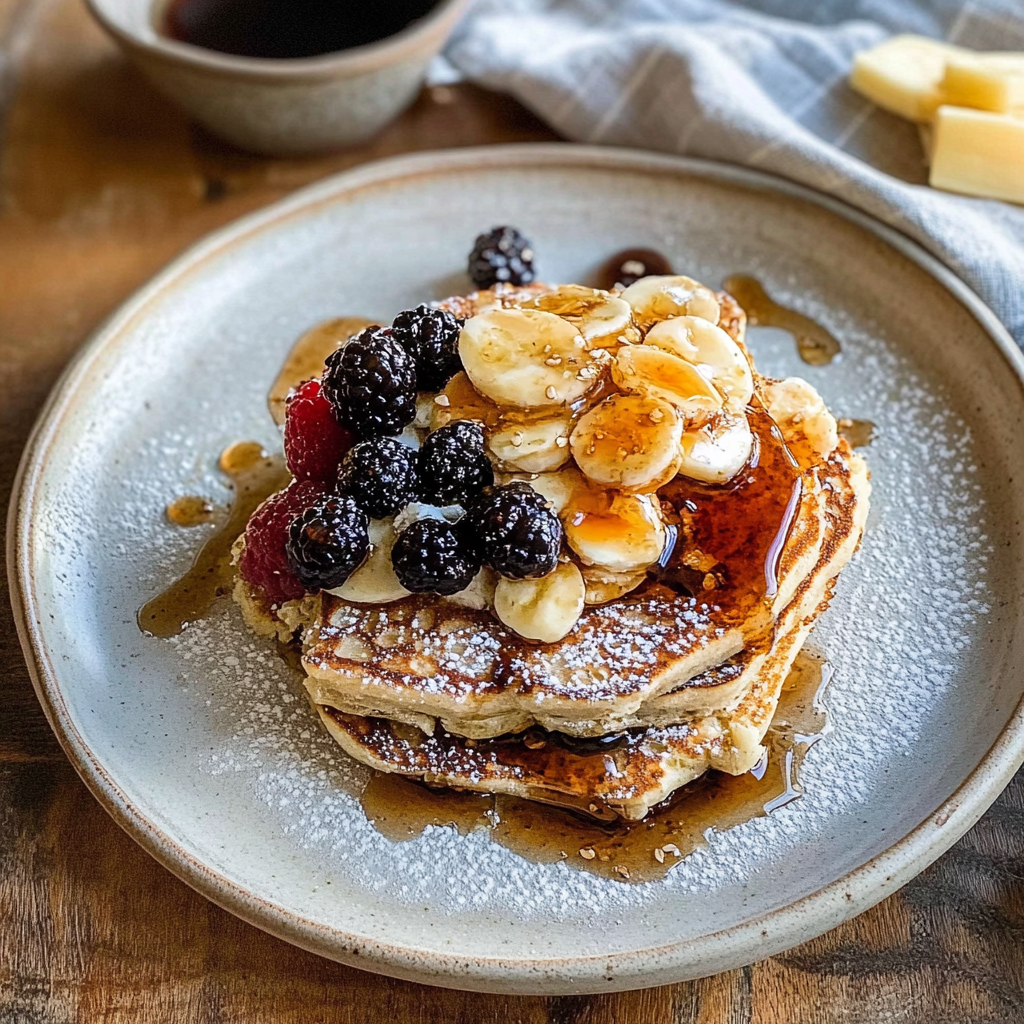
[9,144,1024,994]
[84,0,471,81]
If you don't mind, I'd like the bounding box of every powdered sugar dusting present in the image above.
[24,163,1024,968]
[145,303,1000,920]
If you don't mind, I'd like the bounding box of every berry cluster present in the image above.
[240,231,559,605]
[321,307,464,440]
[390,435,562,595]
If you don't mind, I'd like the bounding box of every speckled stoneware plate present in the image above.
[9,145,1024,994]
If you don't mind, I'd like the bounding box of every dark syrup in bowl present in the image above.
[162,0,441,60]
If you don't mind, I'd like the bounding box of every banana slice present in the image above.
[644,316,754,413]
[570,393,683,492]
[620,275,721,330]
[494,561,586,643]
[506,465,586,514]
[761,377,839,460]
[525,285,640,348]
[611,344,723,419]
[327,519,410,604]
[581,566,648,605]
[564,490,667,573]
[678,414,754,484]
[459,308,595,407]
[430,371,501,431]
[489,415,572,473]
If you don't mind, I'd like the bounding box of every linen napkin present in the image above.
[442,0,1024,347]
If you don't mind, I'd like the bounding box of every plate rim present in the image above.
[8,142,1024,994]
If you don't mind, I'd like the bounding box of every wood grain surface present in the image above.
[2,1,1024,1021]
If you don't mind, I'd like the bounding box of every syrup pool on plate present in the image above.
[723,274,842,367]
[138,442,290,638]
[360,649,833,883]
[165,494,215,527]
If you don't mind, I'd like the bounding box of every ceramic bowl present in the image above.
[84,0,470,156]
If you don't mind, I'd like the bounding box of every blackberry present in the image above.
[286,495,369,592]
[391,305,463,392]
[463,482,562,579]
[468,226,536,289]
[337,437,418,519]
[322,326,417,439]
[418,420,494,507]
[391,518,480,596]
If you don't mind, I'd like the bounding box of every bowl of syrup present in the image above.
[84,0,471,155]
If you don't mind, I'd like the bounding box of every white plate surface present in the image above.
[10,145,1024,994]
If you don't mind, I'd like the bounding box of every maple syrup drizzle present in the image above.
[722,275,841,366]
[837,417,876,449]
[359,648,831,882]
[138,442,290,637]
[267,316,373,425]
[595,248,674,291]
[652,405,802,618]
[165,495,215,527]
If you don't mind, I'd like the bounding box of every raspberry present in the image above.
[239,479,325,606]
[283,379,354,483]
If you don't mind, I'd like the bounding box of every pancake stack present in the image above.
[237,276,869,821]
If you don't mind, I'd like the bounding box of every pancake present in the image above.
[315,439,868,820]
[234,275,869,818]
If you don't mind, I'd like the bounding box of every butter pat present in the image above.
[942,56,1024,112]
[930,105,1024,204]
[850,35,961,121]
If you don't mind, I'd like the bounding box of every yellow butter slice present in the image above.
[930,105,1024,205]
[850,34,962,122]
[941,56,1024,113]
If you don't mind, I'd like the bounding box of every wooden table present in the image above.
[2,2,1023,1020]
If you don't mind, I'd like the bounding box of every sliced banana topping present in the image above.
[644,316,754,413]
[327,519,410,604]
[581,566,648,605]
[430,371,501,431]
[761,377,839,460]
[459,308,595,407]
[620,275,721,330]
[489,415,572,473]
[678,413,754,484]
[493,561,586,643]
[507,465,585,514]
[570,393,683,492]
[564,490,667,573]
[611,344,723,420]
[444,567,497,611]
[524,285,640,349]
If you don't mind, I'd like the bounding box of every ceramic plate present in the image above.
[10,145,1024,994]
